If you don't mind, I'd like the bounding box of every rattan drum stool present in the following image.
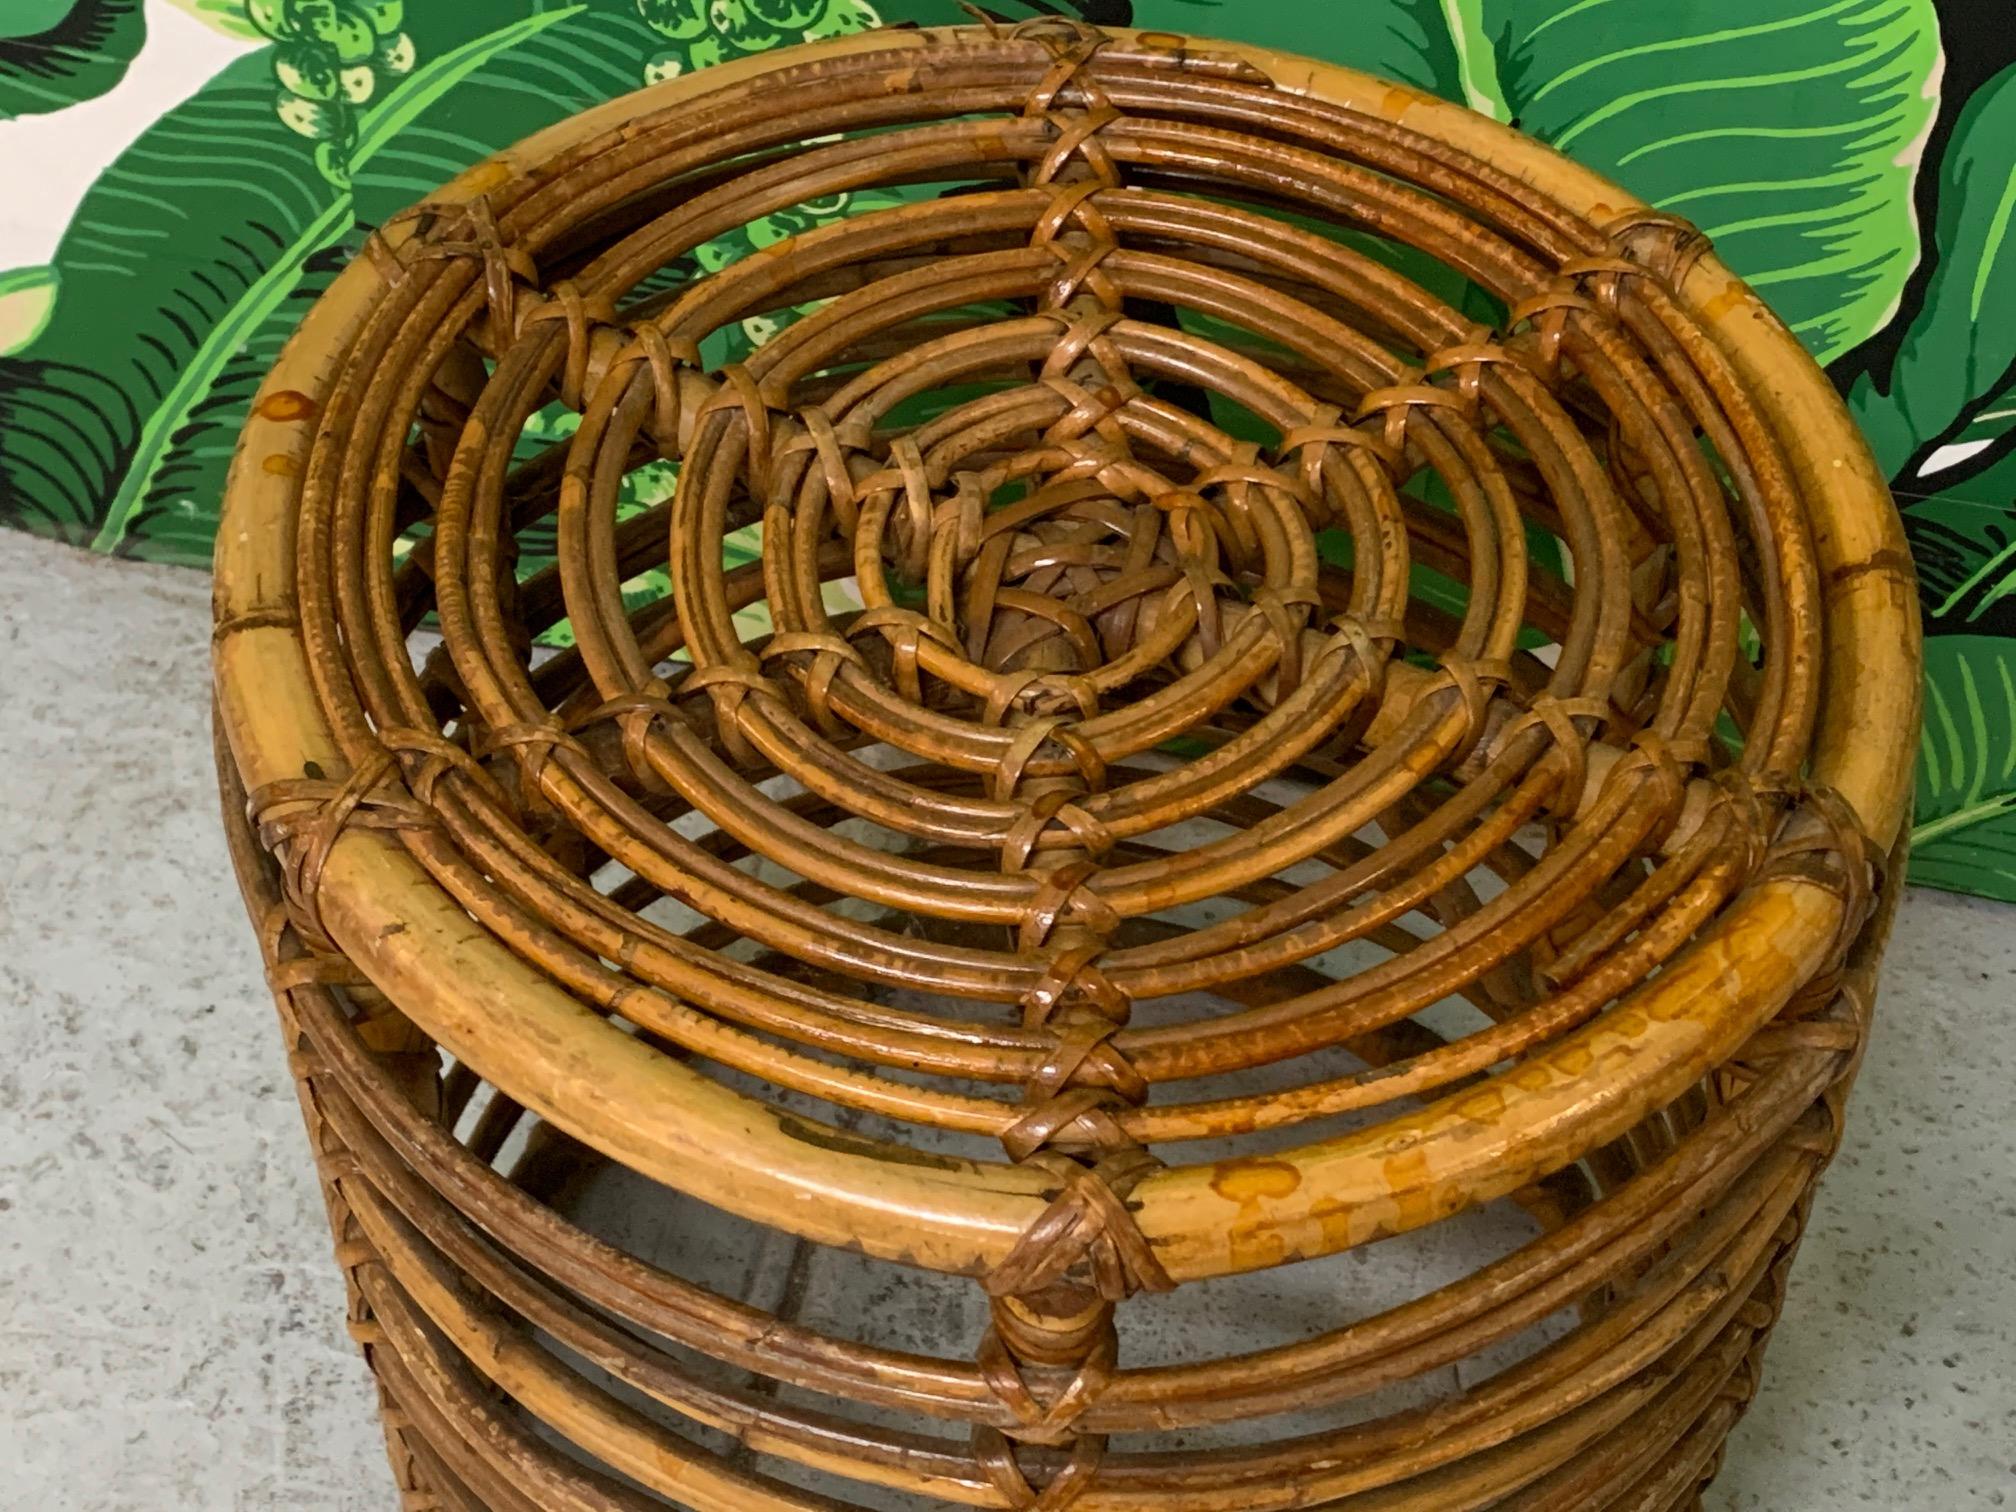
[213,20,1919,1511]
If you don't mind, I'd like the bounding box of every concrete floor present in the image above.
[2,529,2011,1510]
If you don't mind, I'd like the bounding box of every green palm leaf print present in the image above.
[1,0,145,120]
[1461,0,1941,366]
[1848,60,2016,483]
[0,5,676,560]
[1913,635,2016,898]
[1903,452,2016,635]
[1129,0,1468,98]
[0,50,346,552]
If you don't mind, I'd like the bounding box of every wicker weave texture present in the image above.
[212,22,1919,1512]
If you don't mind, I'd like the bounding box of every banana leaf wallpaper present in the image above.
[2,0,2014,900]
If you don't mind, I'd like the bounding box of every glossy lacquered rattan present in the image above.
[212,21,1919,1512]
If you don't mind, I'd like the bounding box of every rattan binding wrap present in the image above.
[212,22,1919,1511]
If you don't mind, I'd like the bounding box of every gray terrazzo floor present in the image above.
[2,530,2011,1510]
